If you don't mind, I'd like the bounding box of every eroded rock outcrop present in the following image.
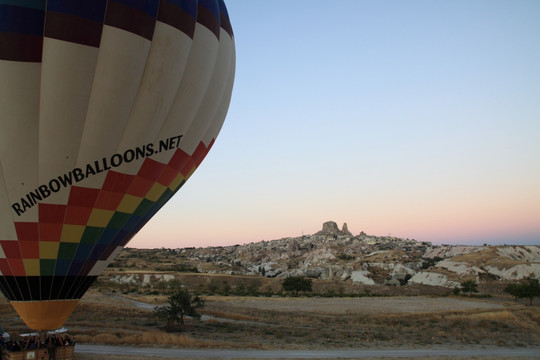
[114,222,539,290]
[316,221,352,237]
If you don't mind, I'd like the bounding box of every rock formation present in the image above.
[341,223,352,236]
[316,221,352,237]
[112,221,540,290]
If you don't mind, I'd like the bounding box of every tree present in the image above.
[154,289,204,331]
[504,283,523,301]
[505,278,540,305]
[522,278,540,305]
[282,276,313,296]
[460,280,478,295]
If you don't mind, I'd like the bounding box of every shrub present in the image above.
[282,276,313,296]
[154,289,204,332]
[505,278,540,305]
[460,280,478,295]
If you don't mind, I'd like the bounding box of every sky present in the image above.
[131,0,540,249]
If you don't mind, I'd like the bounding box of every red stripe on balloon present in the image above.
[104,1,156,41]
[157,0,196,39]
[126,177,154,197]
[19,241,39,259]
[15,223,39,242]
[39,204,66,223]
[44,11,103,47]
[39,223,63,242]
[68,187,100,207]
[64,206,93,225]
[94,190,124,210]
[0,31,43,62]
[7,259,25,276]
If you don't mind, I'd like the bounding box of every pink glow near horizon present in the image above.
[130,206,540,249]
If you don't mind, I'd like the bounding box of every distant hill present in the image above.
[109,221,540,290]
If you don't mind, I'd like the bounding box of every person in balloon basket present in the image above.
[47,337,56,360]
[23,336,37,350]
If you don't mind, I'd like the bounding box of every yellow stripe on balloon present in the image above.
[117,194,142,213]
[87,208,115,227]
[146,183,167,202]
[60,225,85,243]
[39,242,59,259]
[11,300,79,330]
[169,172,186,191]
[23,259,40,276]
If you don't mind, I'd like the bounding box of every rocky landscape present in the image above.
[2,221,539,357]
[109,221,539,290]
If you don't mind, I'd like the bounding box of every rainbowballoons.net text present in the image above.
[11,134,184,217]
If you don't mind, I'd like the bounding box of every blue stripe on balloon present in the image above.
[74,243,94,260]
[67,260,84,276]
[0,4,44,35]
[98,228,120,245]
[217,0,231,23]
[199,0,220,21]
[165,0,197,19]
[131,217,150,237]
[110,0,159,18]
[54,260,71,276]
[217,0,233,36]
[89,244,107,261]
[46,0,107,23]
[123,215,142,232]
[111,229,130,246]
[0,0,44,10]
[217,0,228,14]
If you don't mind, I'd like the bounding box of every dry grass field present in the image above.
[2,289,539,353]
[197,295,540,349]
[2,265,540,359]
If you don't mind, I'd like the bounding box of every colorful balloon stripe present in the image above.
[104,1,158,41]
[0,4,44,61]
[46,0,107,22]
[0,0,231,62]
[111,0,160,17]
[44,10,105,47]
[0,140,211,301]
[196,0,220,38]
[0,4,44,34]
[218,0,233,37]
[157,0,223,40]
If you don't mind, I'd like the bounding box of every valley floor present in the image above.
[74,291,540,351]
[2,290,539,358]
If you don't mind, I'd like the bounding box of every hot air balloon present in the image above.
[0,0,235,331]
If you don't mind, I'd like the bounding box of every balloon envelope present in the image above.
[0,0,235,330]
